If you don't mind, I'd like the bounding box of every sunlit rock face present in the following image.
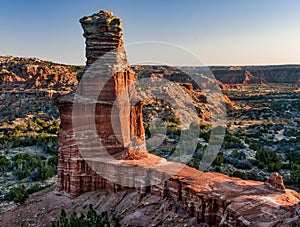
[80,10,124,67]
[55,10,300,226]
[265,172,286,191]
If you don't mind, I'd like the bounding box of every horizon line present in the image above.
[1,55,300,68]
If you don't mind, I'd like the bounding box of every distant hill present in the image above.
[211,65,300,84]
[1,55,299,123]
[0,56,82,91]
[133,64,300,85]
[0,56,82,122]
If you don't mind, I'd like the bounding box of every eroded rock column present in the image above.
[56,10,146,197]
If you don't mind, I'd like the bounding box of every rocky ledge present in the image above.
[60,155,300,226]
[0,166,299,226]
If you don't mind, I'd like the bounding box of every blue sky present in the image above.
[1,0,299,66]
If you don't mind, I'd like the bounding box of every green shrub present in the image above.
[12,153,43,180]
[291,163,300,185]
[48,155,58,168]
[222,131,245,149]
[0,155,10,171]
[213,153,224,166]
[248,158,258,166]
[249,142,262,151]
[244,137,250,144]
[281,162,291,170]
[11,137,22,148]
[37,164,55,181]
[51,205,120,227]
[5,183,49,204]
[12,153,55,181]
[0,119,59,149]
[268,162,281,172]
[255,149,279,165]
[188,157,202,169]
[232,171,245,179]
[215,166,221,173]
[199,132,210,142]
[13,164,31,180]
[0,136,10,149]
[167,126,181,137]
[287,151,300,165]
[257,162,265,169]
[27,183,44,194]
[5,185,28,203]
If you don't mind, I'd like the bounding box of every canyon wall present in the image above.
[55,10,300,226]
[212,66,300,84]
[0,57,80,123]
[133,65,300,85]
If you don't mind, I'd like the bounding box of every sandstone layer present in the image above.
[56,157,300,226]
[1,166,300,226]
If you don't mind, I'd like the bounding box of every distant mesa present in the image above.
[212,65,300,84]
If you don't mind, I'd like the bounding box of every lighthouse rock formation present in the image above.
[55,10,150,197]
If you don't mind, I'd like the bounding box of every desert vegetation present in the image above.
[51,205,120,227]
[0,117,58,210]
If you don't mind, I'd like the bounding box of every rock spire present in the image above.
[55,10,147,197]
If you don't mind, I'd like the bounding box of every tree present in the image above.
[27,183,44,194]
[51,205,120,227]
[232,170,245,179]
[213,153,224,166]
[0,155,10,171]
[37,164,55,181]
[4,185,28,203]
[48,155,58,169]
[257,162,265,169]
[291,163,300,185]
[255,149,280,171]
[12,153,43,180]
